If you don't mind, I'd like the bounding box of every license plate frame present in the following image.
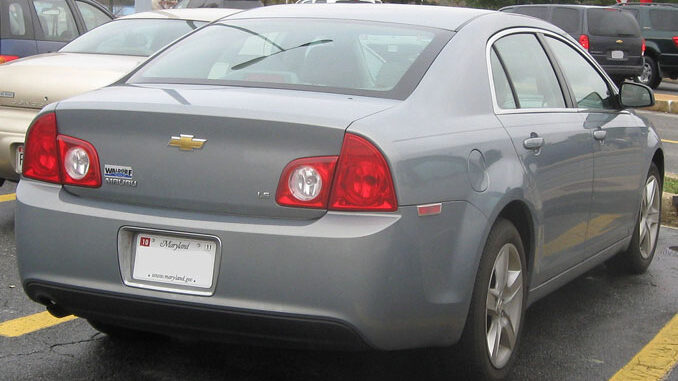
[15,144,23,174]
[118,227,222,296]
[611,50,624,60]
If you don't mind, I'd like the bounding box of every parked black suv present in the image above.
[0,0,112,64]
[501,4,644,85]
[615,2,678,88]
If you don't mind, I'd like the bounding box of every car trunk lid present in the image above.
[54,84,397,219]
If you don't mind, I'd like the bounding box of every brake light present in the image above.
[0,55,19,64]
[673,36,678,48]
[579,34,590,51]
[276,156,338,208]
[22,113,60,183]
[23,112,101,187]
[328,133,397,212]
[642,38,646,55]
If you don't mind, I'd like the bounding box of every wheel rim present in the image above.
[639,175,660,259]
[485,243,523,369]
[638,61,652,84]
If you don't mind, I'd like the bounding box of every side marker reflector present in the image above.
[417,203,442,216]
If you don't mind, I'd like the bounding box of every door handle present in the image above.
[593,130,607,141]
[523,137,544,150]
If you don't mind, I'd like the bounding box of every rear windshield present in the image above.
[587,8,640,37]
[60,19,206,56]
[649,9,678,31]
[128,19,451,100]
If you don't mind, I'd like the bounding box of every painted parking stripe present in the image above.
[610,314,678,381]
[0,311,77,337]
[0,193,16,203]
[661,139,678,144]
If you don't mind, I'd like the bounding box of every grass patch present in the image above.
[664,176,678,194]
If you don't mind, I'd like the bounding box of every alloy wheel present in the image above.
[638,61,653,85]
[485,243,523,369]
[639,175,660,259]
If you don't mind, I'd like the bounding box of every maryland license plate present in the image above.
[132,233,217,289]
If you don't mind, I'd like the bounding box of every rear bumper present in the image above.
[599,63,644,77]
[16,179,489,350]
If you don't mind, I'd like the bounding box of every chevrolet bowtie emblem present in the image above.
[616,39,624,44]
[168,134,206,151]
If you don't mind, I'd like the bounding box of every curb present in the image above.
[644,99,678,114]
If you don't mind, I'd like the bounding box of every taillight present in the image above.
[23,112,101,187]
[579,34,590,51]
[328,133,397,212]
[23,113,60,183]
[673,36,678,48]
[642,38,646,55]
[0,55,19,64]
[276,156,338,208]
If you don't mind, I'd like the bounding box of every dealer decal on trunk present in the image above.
[104,165,137,187]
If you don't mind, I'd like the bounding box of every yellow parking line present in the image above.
[610,314,678,381]
[662,139,678,144]
[0,311,77,337]
[0,193,16,203]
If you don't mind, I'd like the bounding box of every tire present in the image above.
[459,218,527,380]
[608,163,662,274]
[636,55,661,89]
[87,319,151,340]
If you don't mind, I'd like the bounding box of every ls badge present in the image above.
[169,134,207,151]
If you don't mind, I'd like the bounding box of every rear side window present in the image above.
[1,0,33,39]
[510,6,549,21]
[551,8,580,34]
[32,0,79,41]
[649,9,678,31]
[75,0,111,31]
[587,9,640,37]
[492,33,565,109]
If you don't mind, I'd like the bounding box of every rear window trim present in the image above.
[127,18,455,101]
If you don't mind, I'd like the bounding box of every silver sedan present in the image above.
[16,5,662,380]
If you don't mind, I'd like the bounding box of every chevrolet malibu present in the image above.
[16,5,662,380]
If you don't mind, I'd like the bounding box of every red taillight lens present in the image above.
[276,156,338,208]
[23,113,60,183]
[23,112,101,187]
[673,36,678,48]
[328,133,397,212]
[579,34,590,51]
[0,55,19,64]
[642,38,646,55]
[58,135,101,187]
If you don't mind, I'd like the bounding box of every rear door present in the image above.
[489,31,594,285]
[586,8,643,74]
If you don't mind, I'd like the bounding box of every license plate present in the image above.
[611,50,624,59]
[15,145,23,174]
[132,233,217,289]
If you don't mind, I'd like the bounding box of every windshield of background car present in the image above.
[60,19,206,56]
[587,9,640,37]
[128,19,452,100]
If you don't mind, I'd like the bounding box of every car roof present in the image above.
[226,4,493,31]
[120,8,243,22]
[502,4,612,10]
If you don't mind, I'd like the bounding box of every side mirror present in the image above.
[619,82,654,108]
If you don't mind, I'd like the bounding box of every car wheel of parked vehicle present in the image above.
[88,319,151,340]
[460,218,526,380]
[609,163,661,274]
[637,56,661,89]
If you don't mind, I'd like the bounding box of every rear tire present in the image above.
[459,218,527,380]
[608,163,661,274]
[636,56,661,89]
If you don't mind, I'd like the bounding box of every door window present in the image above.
[32,0,78,41]
[492,33,565,109]
[75,1,110,31]
[545,36,615,110]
